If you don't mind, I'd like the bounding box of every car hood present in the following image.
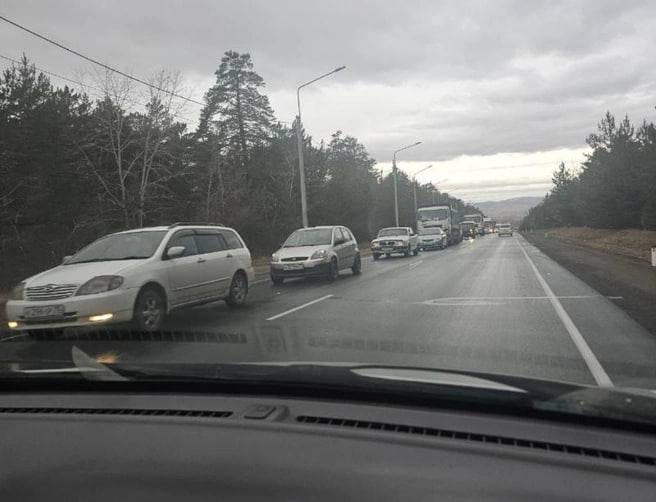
[25,260,146,287]
[275,245,331,259]
[372,235,409,243]
[419,235,441,240]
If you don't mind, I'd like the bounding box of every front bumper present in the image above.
[419,240,443,249]
[270,259,331,278]
[371,244,408,254]
[5,288,139,331]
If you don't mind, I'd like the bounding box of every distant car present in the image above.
[370,227,419,259]
[5,223,255,332]
[497,223,513,237]
[417,227,447,250]
[270,226,361,284]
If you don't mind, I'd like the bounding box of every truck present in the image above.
[483,217,496,234]
[463,213,484,236]
[416,205,455,245]
[460,221,477,240]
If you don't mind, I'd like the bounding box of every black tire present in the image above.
[226,271,248,307]
[351,254,362,275]
[373,253,380,261]
[413,246,419,256]
[385,253,391,258]
[326,258,339,282]
[404,245,411,257]
[133,287,166,332]
[271,275,284,285]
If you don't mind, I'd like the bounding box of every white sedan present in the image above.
[370,227,419,259]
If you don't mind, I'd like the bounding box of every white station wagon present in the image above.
[5,223,255,332]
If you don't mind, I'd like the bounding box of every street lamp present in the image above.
[392,141,421,226]
[430,178,449,204]
[412,164,433,215]
[296,65,346,228]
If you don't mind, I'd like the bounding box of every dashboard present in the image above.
[1,391,655,501]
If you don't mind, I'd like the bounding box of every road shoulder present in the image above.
[522,231,656,335]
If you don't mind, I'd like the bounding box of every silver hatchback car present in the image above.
[270,226,361,283]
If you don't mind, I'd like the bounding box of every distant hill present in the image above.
[474,197,542,224]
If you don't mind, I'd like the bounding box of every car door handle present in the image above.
[197,257,206,263]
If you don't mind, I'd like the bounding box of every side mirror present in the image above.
[62,255,72,264]
[166,246,186,259]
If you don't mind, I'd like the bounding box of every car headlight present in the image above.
[9,282,25,300]
[76,276,124,296]
[371,241,380,248]
[271,253,280,262]
[311,249,328,260]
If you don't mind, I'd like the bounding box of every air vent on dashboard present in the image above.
[296,415,656,467]
[0,407,232,418]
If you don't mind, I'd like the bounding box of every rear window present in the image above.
[221,230,244,249]
[195,233,228,253]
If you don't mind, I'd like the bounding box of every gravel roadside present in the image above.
[523,231,656,335]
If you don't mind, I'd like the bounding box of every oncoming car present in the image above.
[370,227,419,259]
[5,223,255,332]
[270,226,361,283]
[417,227,448,250]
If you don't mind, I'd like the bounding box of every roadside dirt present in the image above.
[543,227,656,263]
[523,231,656,335]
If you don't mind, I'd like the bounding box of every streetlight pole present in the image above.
[296,65,346,228]
[392,141,421,226]
[412,164,433,216]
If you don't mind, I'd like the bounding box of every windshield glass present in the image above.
[2,1,656,428]
[378,228,409,237]
[417,209,449,220]
[419,228,443,235]
[283,228,333,247]
[67,231,166,264]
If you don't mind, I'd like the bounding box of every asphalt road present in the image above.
[4,234,656,390]
[159,233,656,389]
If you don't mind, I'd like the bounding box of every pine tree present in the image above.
[198,51,275,160]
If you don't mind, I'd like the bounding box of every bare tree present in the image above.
[77,69,190,228]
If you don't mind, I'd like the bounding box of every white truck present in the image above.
[417,205,452,244]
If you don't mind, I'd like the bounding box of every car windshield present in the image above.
[417,209,449,221]
[67,231,167,264]
[2,1,656,429]
[283,228,333,247]
[378,228,409,237]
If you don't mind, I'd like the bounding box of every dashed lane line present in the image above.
[266,294,334,321]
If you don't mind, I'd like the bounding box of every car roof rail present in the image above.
[168,222,224,229]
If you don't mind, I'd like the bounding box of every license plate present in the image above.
[283,263,304,271]
[382,247,393,253]
[23,305,65,319]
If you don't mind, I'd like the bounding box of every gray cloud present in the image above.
[1,0,655,164]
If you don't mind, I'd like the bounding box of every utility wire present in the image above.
[0,13,204,106]
[0,53,193,121]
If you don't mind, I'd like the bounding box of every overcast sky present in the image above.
[2,0,655,201]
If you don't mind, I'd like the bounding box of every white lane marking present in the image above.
[409,260,423,270]
[425,295,606,302]
[266,294,334,321]
[0,333,29,342]
[251,278,270,285]
[517,240,613,387]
